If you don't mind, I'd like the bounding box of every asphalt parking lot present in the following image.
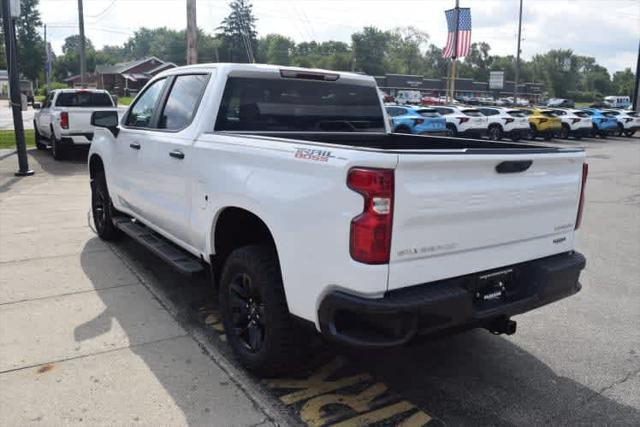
[1,135,639,426]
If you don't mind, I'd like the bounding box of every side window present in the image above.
[159,74,209,130]
[125,78,167,128]
[436,108,453,115]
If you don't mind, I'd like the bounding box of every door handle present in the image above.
[129,142,141,150]
[496,160,532,174]
[169,149,185,159]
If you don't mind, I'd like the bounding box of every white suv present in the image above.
[434,106,488,138]
[603,109,640,137]
[478,107,530,141]
[549,109,593,139]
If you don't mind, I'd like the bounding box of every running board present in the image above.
[114,218,204,275]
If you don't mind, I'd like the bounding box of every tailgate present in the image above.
[388,151,585,290]
[66,108,111,133]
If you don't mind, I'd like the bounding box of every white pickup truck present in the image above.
[88,64,587,375]
[34,89,116,160]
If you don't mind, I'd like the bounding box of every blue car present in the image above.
[385,105,447,135]
[581,108,619,138]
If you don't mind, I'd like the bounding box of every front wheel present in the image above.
[91,172,123,241]
[446,124,458,137]
[220,245,305,376]
[559,125,570,139]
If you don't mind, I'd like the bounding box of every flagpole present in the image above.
[450,0,460,102]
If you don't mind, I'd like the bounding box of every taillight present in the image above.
[458,117,469,124]
[539,118,548,124]
[412,118,425,125]
[504,118,515,124]
[347,168,394,264]
[60,112,69,129]
[571,118,581,124]
[575,163,588,230]
[625,118,633,123]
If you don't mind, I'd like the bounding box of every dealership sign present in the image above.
[489,71,504,90]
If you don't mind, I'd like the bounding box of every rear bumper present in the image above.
[318,251,585,347]
[59,132,94,145]
[458,127,487,137]
[571,127,593,137]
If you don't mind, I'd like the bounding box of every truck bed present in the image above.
[226,131,583,153]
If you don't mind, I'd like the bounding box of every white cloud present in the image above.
[40,0,639,72]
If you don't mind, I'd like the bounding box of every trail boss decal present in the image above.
[295,148,336,162]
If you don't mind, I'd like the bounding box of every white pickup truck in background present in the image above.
[88,63,588,375]
[34,89,116,160]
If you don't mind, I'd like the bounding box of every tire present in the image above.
[624,130,636,137]
[91,172,123,241]
[616,124,624,137]
[488,125,503,141]
[530,125,538,140]
[34,124,46,150]
[510,132,521,142]
[559,124,570,140]
[394,126,412,134]
[220,245,305,376]
[446,123,458,137]
[51,130,65,160]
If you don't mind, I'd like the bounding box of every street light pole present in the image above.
[514,0,523,104]
[77,0,86,86]
[2,0,34,176]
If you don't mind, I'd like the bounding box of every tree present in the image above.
[217,0,257,63]
[257,34,295,65]
[352,27,389,75]
[463,42,492,81]
[612,68,635,97]
[15,0,44,82]
[386,27,429,75]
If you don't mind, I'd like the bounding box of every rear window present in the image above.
[604,111,618,117]
[573,111,589,118]
[415,109,439,117]
[462,109,483,117]
[55,91,113,107]
[215,77,385,132]
[541,111,556,118]
[507,110,526,117]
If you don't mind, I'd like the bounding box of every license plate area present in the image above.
[472,268,514,309]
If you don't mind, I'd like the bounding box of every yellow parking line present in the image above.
[332,401,421,427]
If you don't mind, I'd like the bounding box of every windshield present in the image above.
[462,109,483,117]
[215,77,385,132]
[55,92,113,107]
[415,109,440,117]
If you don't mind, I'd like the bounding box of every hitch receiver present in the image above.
[485,317,517,336]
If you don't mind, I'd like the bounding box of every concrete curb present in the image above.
[0,149,16,161]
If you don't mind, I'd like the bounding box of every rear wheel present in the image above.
[624,130,636,137]
[488,125,503,141]
[530,125,538,140]
[91,172,123,241]
[220,245,305,376]
[510,131,521,142]
[616,124,624,137]
[51,130,66,160]
[34,124,46,150]
[559,124,570,139]
[446,123,458,137]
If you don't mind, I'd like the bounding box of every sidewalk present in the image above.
[0,150,275,426]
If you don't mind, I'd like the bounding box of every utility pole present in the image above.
[450,0,460,102]
[44,24,50,93]
[514,0,523,104]
[633,39,640,111]
[2,0,34,176]
[77,0,86,86]
[186,0,198,65]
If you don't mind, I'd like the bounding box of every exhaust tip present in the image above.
[486,317,517,336]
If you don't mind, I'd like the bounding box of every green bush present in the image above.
[566,91,603,103]
[37,82,68,96]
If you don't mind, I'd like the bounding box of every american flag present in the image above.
[443,7,472,58]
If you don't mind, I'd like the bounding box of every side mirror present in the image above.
[91,110,120,137]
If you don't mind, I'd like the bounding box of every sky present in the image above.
[40,0,640,74]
